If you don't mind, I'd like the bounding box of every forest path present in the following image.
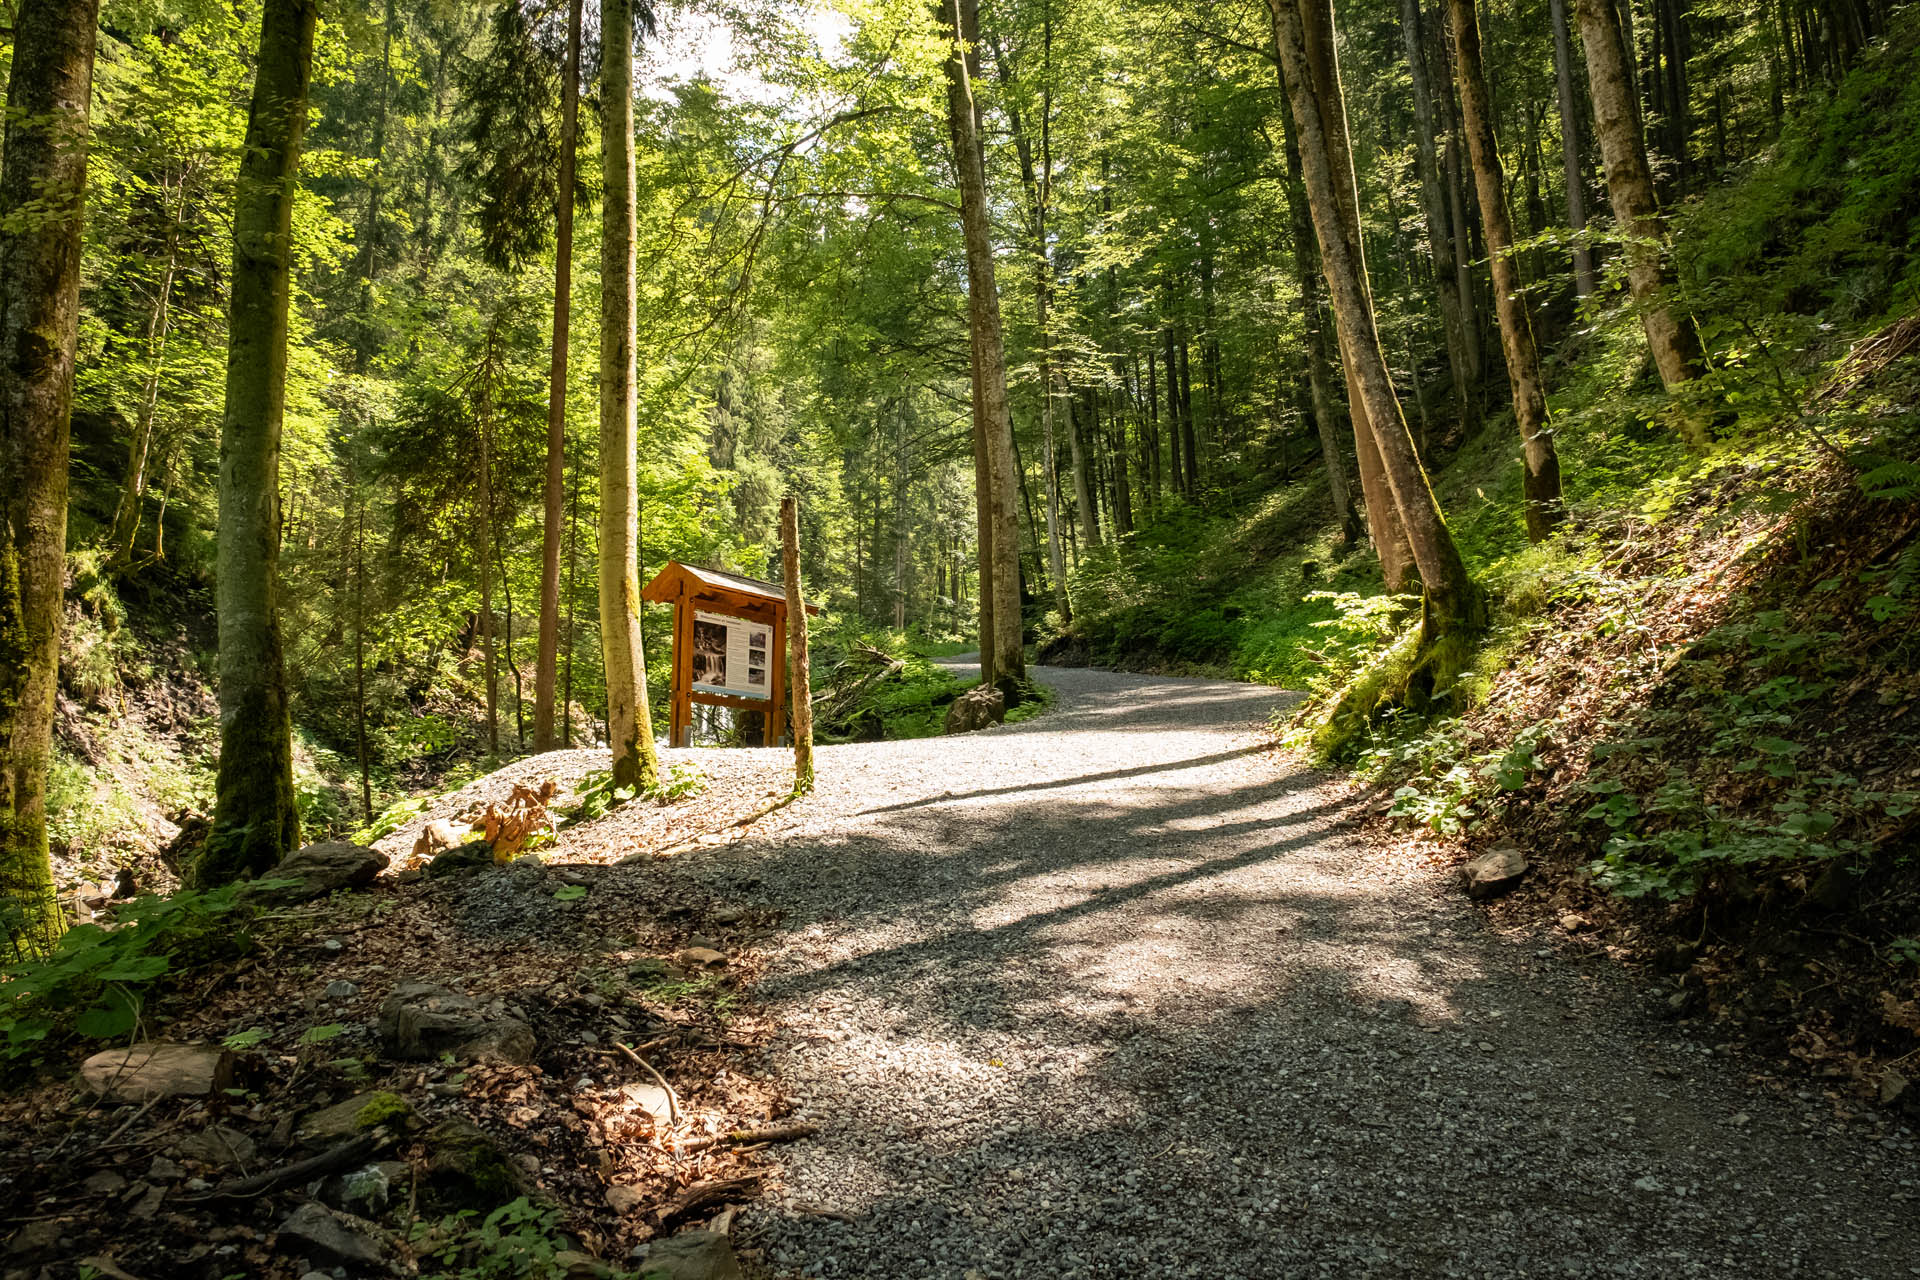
[669,663,1917,1279]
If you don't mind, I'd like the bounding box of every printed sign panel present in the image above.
[692,611,773,701]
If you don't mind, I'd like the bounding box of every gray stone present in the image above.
[174,1124,257,1168]
[324,1161,410,1217]
[277,1201,385,1268]
[325,979,359,1000]
[1462,845,1528,899]
[145,1155,183,1181]
[299,1091,416,1144]
[426,840,496,879]
[248,842,388,905]
[606,1183,648,1214]
[79,1043,233,1103]
[677,947,727,970]
[628,1231,745,1280]
[81,1170,127,1195]
[7,1220,61,1257]
[424,1118,529,1209]
[377,981,535,1064]
[944,686,1005,735]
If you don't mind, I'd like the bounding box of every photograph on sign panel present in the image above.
[693,618,727,687]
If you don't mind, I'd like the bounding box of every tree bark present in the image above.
[1273,0,1416,590]
[1274,0,1484,638]
[1550,0,1601,298]
[1446,0,1566,541]
[1278,120,1361,544]
[108,199,184,569]
[0,0,99,954]
[599,0,661,788]
[199,0,314,885]
[1575,0,1704,400]
[781,496,813,792]
[939,0,1024,684]
[1401,0,1480,435]
[534,0,583,752]
[991,16,1072,623]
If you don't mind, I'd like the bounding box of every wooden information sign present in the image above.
[640,561,818,748]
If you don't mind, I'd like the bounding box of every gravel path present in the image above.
[662,663,1918,1280]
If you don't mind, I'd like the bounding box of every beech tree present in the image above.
[599,0,661,789]
[939,0,1024,689]
[1574,0,1704,404]
[534,0,585,753]
[196,0,316,885]
[0,0,101,953]
[1445,0,1565,542]
[1272,0,1483,656]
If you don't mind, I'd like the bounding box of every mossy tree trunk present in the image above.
[1575,0,1704,401]
[0,0,100,955]
[1550,0,1600,299]
[599,0,661,791]
[199,0,315,886]
[1446,0,1566,542]
[1273,0,1485,654]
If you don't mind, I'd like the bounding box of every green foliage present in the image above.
[0,883,275,1062]
[412,1198,638,1280]
[352,795,431,845]
[564,762,708,826]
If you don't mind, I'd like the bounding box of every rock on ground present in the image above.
[247,842,388,905]
[78,1044,233,1103]
[629,1231,745,1280]
[377,981,535,1064]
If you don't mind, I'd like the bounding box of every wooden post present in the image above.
[781,495,814,793]
[768,599,787,748]
[670,583,691,748]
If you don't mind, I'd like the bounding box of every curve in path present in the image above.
[668,663,1918,1279]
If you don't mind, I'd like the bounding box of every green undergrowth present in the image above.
[0,881,286,1072]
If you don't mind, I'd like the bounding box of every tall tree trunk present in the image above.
[1433,31,1486,388]
[199,0,314,885]
[478,357,498,757]
[1273,0,1484,640]
[1176,327,1199,495]
[942,0,1024,687]
[599,0,661,788]
[1551,0,1601,298]
[1066,393,1100,545]
[0,0,99,954]
[1161,320,1183,497]
[992,17,1071,623]
[353,488,371,820]
[108,202,183,568]
[534,0,582,752]
[351,0,395,366]
[781,495,813,793]
[1279,119,1361,544]
[563,450,579,747]
[1575,0,1704,402]
[1273,0,1416,590]
[1401,0,1480,434]
[1446,0,1566,541]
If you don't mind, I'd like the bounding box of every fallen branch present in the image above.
[615,1042,680,1125]
[676,1123,818,1154]
[182,1134,379,1203]
[657,1175,761,1227]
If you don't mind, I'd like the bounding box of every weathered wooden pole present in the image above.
[780,496,813,794]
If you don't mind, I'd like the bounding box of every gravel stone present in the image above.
[643,662,1918,1279]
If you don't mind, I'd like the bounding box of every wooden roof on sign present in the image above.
[639,560,820,614]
